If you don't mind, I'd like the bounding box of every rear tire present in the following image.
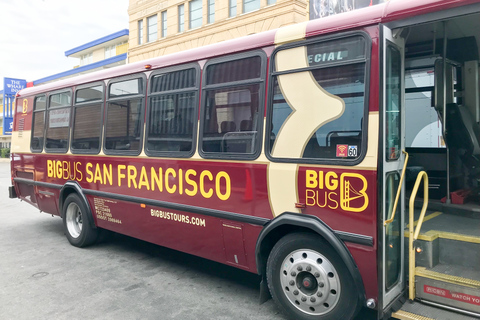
[62,193,98,247]
[266,232,359,320]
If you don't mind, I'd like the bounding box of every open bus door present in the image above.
[380,24,406,313]
[388,6,480,319]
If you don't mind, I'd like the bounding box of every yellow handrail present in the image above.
[384,150,409,226]
[408,171,429,300]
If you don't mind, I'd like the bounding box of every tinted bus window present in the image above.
[206,56,261,84]
[109,79,142,97]
[72,84,104,153]
[75,85,103,103]
[200,55,265,158]
[268,35,368,163]
[45,91,72,152]
[386,44,401,161]
[104,77,145,155]
[31,95,46,152]
[146,67,198,156]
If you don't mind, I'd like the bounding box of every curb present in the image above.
[0,158,10,163]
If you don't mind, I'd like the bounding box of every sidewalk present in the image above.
[0,158,10,163]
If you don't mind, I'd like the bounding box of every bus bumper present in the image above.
[8,186,17,199]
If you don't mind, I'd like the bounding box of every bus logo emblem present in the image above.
[22,99,28,114]
[305,170,368,212]
[340,173,368,212]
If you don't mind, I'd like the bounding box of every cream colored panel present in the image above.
[275,46,309,71]
[272,46,345,158]
[357,112,379,169]
[268,45,345,217]
[274,21,307,46]
[11,130,31,154]
[192,120,201,160]
[268,162,300,217]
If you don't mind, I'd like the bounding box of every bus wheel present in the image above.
[62,193,98,248]
[266,233,358,320]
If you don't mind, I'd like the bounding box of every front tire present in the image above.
[266,232,359,320]
[62,193,98,247]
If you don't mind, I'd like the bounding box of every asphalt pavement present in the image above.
[0,160,376,320]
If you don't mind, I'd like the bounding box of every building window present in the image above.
[80,53,92,66]
[243,0,260,13]
[138,20,143,45]
[208,0,215,24]
[189,0,202,29]
[229,0,236,17]
[105,45,115,59]
[147,15,158,42]
[161,11,167,37]
[267,0,276,4]
[178,4,185,32]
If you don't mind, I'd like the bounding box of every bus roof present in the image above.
[17,0,479,98]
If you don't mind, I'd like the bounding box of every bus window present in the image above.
[200,54,265,158]
[45,91,72,152]
[385,44,401,161]
[405,68,443,148]
[146,67,198,156]
[268,35,368,162]
[71,84,104,153]
[31,95,46,152]
[104,76,145,155]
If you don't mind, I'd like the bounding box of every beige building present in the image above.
[128,0,308,62]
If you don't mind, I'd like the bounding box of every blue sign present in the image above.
[3,77,27,136]
[3,78,26,95]
[3,117,13,135]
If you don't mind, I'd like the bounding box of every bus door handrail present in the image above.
[384,150,409,226]
[408,171,429,300]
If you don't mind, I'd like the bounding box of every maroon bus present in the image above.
[9,0,480,319]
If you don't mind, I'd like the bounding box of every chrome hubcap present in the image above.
[280,249,340,315]
[66,203,82,238]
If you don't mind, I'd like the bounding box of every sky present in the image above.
[0,0,129,90]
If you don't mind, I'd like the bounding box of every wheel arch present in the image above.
[255,212,366,305]
[59,181,97,229]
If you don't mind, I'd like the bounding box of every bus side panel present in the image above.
[53,156,272,219]
[347,243,378,302]
[298,166,378,300]
[27,154,270,271]
[85,195,262,271]
[298,167,377,241]
[26,155,271,217]
[11,96,37,206]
